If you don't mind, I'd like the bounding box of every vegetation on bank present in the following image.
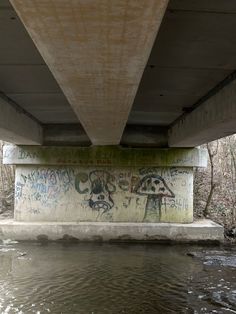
[194,135,236,239]
[0,142,14,219]
[0,137,236,239]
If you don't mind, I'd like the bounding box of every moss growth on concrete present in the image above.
[3,145,207,167]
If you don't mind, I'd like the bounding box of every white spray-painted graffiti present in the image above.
[15,166,193,223]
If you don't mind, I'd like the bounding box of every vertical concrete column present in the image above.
[3,145,207,223]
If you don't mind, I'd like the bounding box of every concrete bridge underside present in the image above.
[1,0,230,242]
[0,0,236,148]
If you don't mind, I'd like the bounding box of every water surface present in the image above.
[0,242,235,313]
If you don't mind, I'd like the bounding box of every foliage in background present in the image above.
[194,134,236,230]
[0,141,14,217]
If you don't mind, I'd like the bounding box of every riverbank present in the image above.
[194,211,236,243]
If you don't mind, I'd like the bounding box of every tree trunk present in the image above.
[203,142,218,217]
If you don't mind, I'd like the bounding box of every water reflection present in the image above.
[0,243,235,313]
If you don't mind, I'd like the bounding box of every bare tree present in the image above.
[0,141,15,215]
[203,140,219,217]
[228,136,236,224]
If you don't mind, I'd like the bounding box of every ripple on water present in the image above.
[0,244,235,313]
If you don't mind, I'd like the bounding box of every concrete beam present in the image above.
[168,78,236,147]
[121,125,168,147]
[43,124,91,147]
[10,0,169,145]
[43,124,168,147]
[3,145,207,167]
[0,93,42,145]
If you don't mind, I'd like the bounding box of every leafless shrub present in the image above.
[194,134,236,229]
[0,141,14,215]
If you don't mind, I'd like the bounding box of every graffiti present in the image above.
[18,149,38,160]
[75,173,89,194]
[16,168,74,205]
[75,170,116,219]
[15,182,24,201]
[170,168,190,177]
[89,171,116,211]
[118,179,129,191]
[135,174,175,222]
[117,172,132,191]
[139,168,158,175]
[15,166,192,223]
[123,196,132,208]
[169,197,188,210]
[131,176,139,192]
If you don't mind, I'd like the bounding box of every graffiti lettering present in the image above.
[15,166,192,223]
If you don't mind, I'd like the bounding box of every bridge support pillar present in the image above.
[3,145,207,224]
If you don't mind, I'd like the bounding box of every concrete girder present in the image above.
[0,94,42,145]
[43,124,91,147]
[168,78,236,147]
[10,0,169,145]
[43,124,168,147]
[3,145,207,168]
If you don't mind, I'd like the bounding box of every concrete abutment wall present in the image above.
[3,145,207,224]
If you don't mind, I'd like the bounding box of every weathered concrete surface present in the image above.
[10,0,169,145]
[0,94,42,145]
[168,79,236,147]
[43,124,91,147]
[4,145,207,224]
[3,145,208,167]
[121,125,168,147]
[43,124,168,147]
[0,219,224,242]
[14,165,194,223]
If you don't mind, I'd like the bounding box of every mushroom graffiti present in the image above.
[135,174,175,222]
[75,170,116,220]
